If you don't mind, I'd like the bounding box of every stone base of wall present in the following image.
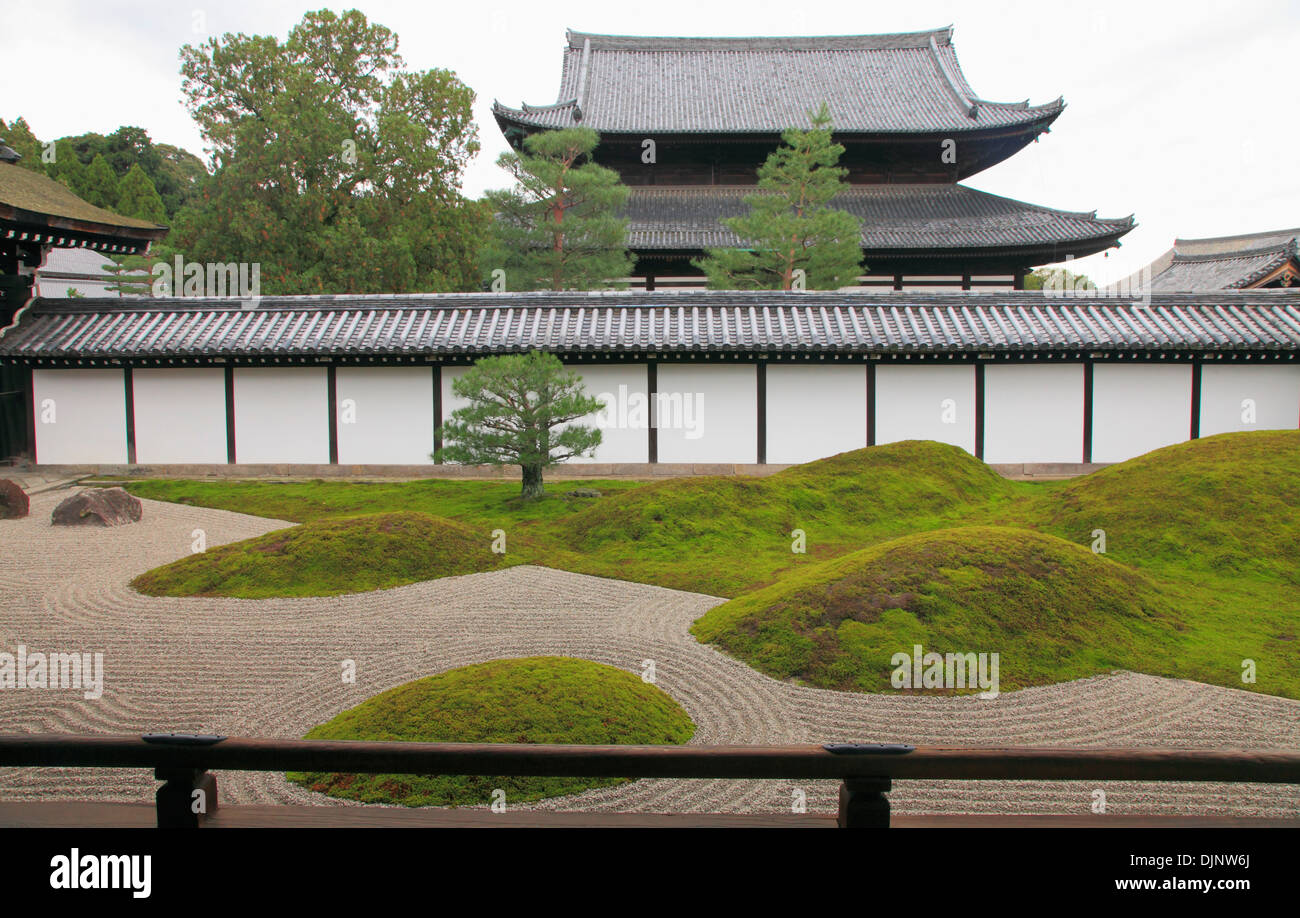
[18,460,1110,481]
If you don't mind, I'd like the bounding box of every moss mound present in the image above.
[547,440,1017,595]
[692,525,1183,693]
[1028,431,1300,581]
[131,511,509,598]
[287,656,695,807]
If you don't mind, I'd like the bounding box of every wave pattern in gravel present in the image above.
[1,493,1297,818]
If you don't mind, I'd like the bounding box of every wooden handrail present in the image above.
[3,734,1297,828]
[1,734,1298,783]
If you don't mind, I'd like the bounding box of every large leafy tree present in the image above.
[168,8,486,294]
[437,351,604,499]
[482,127,632,291]
[697,103,863,290]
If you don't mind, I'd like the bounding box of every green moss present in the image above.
[692,526,1182,692]
[287,657,695,807]
[121,431,1300,699]
[131,511,513,597]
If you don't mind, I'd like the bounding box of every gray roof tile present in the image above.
[494,28,1064,135]
[623,184,1134,252]
[2,291,1298,359]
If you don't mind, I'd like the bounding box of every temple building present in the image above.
[493,28,1135,290]
[1126,228,1300,292]
[0,146,166,462]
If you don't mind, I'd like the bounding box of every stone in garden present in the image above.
[51,487,143,527]
[0,479,29,519]
[565,488,602,499]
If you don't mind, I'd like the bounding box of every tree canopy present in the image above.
[0,118,203,220]
[481,127,633,291]
[164,8,487,295]
[436,351,604,499]
[696,103,863,290]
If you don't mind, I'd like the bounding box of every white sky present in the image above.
[3,0,1296,284]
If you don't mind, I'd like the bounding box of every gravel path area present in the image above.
[1,492,1297,818]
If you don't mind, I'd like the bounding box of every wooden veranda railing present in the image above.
[1,734,1298,828]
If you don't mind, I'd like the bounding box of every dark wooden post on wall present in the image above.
[326,364,339,465]
[1081,359,1094,464]
[756,360,767,465]
[123,367,137,465]
[1189,359,1202,440]
[866,361,877,446]
[224,366,237,464]
[432,364,443,461]
[647,360,658,464]
[973,361,985,460]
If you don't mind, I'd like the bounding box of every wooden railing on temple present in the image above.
[1,734,1297,828]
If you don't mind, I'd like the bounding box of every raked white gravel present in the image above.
[1,492,1297,817]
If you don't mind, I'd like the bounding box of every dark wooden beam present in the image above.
[1189,359,1202,440]
[756,359,766,464]
[1082,359,1094,464]
[3,735,1299,785]
[647,360,658,463]
[326,364,338,464]
[224,366,236,464]
[866,362,876,446]
[123,367,136,465]
[432,365,443,461]
[973,361,985,460]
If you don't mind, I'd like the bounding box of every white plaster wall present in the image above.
[874,364,976,454]
[983,364,1084,463]
[656,364,756,463]
[133,368,227,463]
[32,369,127,464]
[232,367,329,463]
[1091,364,1191,463]
[1199,364,1300,436]
[766,364,867,463]
[335,366,435,465]
[564,364,650,463]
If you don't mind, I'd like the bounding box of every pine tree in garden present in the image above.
[81,153,120,210]
[114,164,167,224]
[482,127,633,291]
[435,351,604,500]
[697,102,864,290]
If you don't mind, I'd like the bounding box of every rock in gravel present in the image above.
[565,488,602,499]
[50,487,142,527]
[0,479,28,519]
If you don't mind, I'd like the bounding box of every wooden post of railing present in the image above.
[837,777,891,828]
[144,733,225,828]
[155,767,218,828]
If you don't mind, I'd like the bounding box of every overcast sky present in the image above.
[3,0,1296,284]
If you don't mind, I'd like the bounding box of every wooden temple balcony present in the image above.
[1,734,1298,828]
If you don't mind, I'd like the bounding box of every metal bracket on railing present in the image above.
[142,733,228,745]
[823,743,915,754]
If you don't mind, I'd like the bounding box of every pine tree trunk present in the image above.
[521,464,545,500]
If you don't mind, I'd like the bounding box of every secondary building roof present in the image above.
[2,291,1297,361]
[493,28,1064,136]
[0,161,167,254]
[624,185,1134,258]
[1140,229,1300,291]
